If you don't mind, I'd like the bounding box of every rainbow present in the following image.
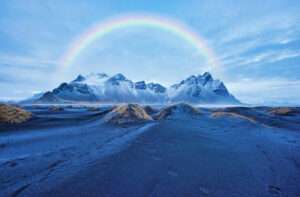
[59,13,220,73]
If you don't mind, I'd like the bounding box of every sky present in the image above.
[0,0,300,104]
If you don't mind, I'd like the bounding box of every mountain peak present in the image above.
[201,72,213,81]
[195,72,213,86]
[112,73,126,81]
[186,75,197,84]
[72,74,86,83]
[203,72,212,77]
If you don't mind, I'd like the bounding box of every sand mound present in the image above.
[210,112,256,123]
[210,107,258,120]
[48,106,63,111]
[105,104,153,125]
[144,106,158,115]
[267,107,296,116]
[29,105,45,109]
[210,107,253,114]
[87,107,99,111]
[66,105,80,109]
[0,103,32,123]
[157,103,202,120]
[211,107,300,128]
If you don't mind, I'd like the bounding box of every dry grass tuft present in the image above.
[29,105,45,109]
[157,103,202,120]
[48,106,63,111]
[210,112,256,123]
[267,107,293,116]
[66,105,79,109]
[0,103,32,123]
[105,104,153,125]
[87,107,99,111]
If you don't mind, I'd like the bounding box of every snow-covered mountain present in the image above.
[32,72,240,104]
[169,72,239,103]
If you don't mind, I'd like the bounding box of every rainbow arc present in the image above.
[59,13,220,74]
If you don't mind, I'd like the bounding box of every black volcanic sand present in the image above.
[0,105,299,196]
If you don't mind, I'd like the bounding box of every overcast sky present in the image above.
[0,0,299,104]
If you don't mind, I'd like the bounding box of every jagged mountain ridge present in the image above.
[33,72,240,104]
[169,72,238,103]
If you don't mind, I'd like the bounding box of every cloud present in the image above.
[222,49,300,69]
[0,96,24,101]
[13,90,41,94]
[0,54,59,69]
[226,78,300,104]
[266,51,300,63]
[208,2,300,72]
[219,16,297,45]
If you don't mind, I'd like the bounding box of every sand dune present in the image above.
[0,104,299,196]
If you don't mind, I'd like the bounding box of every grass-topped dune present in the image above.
[157,103,202,120]
[48,106,64,111]
[87,107,100,111]
[29,105,46,109]
[105,104,153,125]
[66,105,80,109]
[0,103,32,123]
[210,112,256,123]
[267,107,299,116]
[209,107,300,128]
[210,107,258,124]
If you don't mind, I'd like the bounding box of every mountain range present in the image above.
[28,72,240,104]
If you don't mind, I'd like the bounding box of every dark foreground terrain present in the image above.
[0,104,299,196]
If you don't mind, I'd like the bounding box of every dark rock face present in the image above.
[36,91,60,103]
[71,75,86,83]
[53,83,72,93]
[134,81,147,90]
[199,72,213,85]
[212,82,229,96]
[147,83,167,93]
[52,83,98,101]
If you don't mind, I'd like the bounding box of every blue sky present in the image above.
[0,0,300,104]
